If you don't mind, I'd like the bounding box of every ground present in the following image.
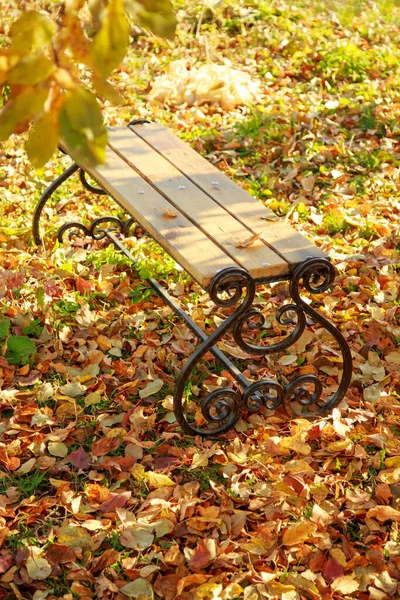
[1,0,400,599]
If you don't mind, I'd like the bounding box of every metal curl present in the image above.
[173,267,255,435]
[209,268,255,308]
[79,169,107,195]
[90,216,124,240]
[293,257,335,295]
[243,380,284,412]
[201,389,242,427]
[287,257,352,417]
[232,304,306,356]
[57,222,91,242]
[283,374,323,417]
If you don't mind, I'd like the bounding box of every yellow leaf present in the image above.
[58,87,107,166]
[0,88,49,141]
[92,0,129,79]
[10,11,56,52]
[55,524,92,548]
[93,76,123,104]
[282,521,317,546]
[26,113,59,168]
[385,456,400,469]
[327,439,353,452]
[8,54,54,86]
[281,437,311,456]
[145,471,175,488]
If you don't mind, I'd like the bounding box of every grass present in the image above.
[0,470,50,499]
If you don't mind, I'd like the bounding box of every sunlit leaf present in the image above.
[26,113,59,169]
[92,0,130,79]
[58,87,107,166]
[125,0,177,38]
[0,87,49,140]
[10,11,56,52]
[8,55,54,86]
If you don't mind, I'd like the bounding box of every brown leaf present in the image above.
[366,505,400,522]
[323,557,344,582]
[46,544,77,566]
[235,232,261,248]
[91,436,121,457]
[189,539,212,569]
[162,208,178,219]
[89,548,120,573]
[69,447,91,470]
[0,555,14,574]
[99,491,131,513]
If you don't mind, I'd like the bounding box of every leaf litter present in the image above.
[2,0,400,598]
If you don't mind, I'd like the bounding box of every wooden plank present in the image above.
[107,128,289,279]
[81,146,238,287]
[129,122,327,268]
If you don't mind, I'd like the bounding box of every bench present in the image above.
[33,120,352,436]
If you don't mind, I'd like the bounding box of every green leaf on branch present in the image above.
[59,87,107,166]
[5,336,37,366]
[10,11,56,52]
[93,76,124,104]
[26,113,59,169]
[92,0,130,79]
[125,0,177,39]
[0,87,49,140]
[8,54,54,86]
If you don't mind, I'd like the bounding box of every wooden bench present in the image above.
[33,120,352,436]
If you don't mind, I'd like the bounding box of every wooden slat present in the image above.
[81,147,238,287]
[129,122,327,268]
[107,128,289,279]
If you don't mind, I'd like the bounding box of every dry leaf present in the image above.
[282,521,317,546]
[331,575,359,594]
[162,208,178,219]
[236,232,261,248]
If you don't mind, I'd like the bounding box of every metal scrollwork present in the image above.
[232,303,306,356]
[57,216,132,243]
[283,258,352,418]
[173,268,255,436]
[243,380,284,412]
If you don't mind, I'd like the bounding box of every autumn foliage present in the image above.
[0,0,176,167]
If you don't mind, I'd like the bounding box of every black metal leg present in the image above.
[172,257,352,435]
[33,163,79,245]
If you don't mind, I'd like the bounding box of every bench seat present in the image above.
[74,123,326,287]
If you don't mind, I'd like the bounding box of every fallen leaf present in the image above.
[119,578,153,598]
[366,506,400,522]
[331,575,359,594]
[323,557,344,582]
[282,521,317,546]
[48,441,68,457]
[139,379,164,399]
[162,208,178,219]
[236,232,261,248]
[69,447,91,469]
[26,556,52,581]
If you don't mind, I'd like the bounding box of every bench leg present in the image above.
[32,165,118,244]
[173,257,352,436]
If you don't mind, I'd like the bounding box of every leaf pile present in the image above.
[2,0,400,598]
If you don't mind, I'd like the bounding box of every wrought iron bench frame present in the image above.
[32,119,353,437]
